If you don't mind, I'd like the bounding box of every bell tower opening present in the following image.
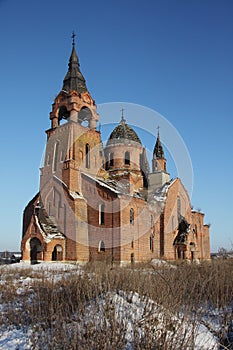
[78,107,92,127]
[58,106,70,125]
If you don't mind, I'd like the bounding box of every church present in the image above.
[21,37,210,263]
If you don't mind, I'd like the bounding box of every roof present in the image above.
[62,43,87,94]
[35,203,65,243]
[107,117,142,146]
[82,173,121,194]
[82,172,143,199]
[153,131,165,159]
[150,178,177,203]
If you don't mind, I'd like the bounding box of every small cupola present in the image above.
[152,127,167,172]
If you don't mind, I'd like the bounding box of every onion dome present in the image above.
[107,116,142,146]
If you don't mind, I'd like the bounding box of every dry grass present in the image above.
[0,260,232,349]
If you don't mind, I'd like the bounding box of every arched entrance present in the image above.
[52,245,63,261]
[30,238,42,264]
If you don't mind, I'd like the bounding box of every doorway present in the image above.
[30,238,42,264]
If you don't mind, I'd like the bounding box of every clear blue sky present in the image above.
[0,0,232,252]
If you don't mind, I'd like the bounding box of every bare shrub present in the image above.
[0,260,232,349]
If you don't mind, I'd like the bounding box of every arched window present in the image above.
[99,203,105,225]
[177,196,181,222]
[150,235,154,252]
[53,142,59,172]
[63,204,66,234]
[130,208,134,225]
[98,240,105,252]
[131,253,135,263]
[125,151,130,165]
[109,152,114,167]
[60,149,65,162]
[85,143,90,168]
[79,150,83,162]
[194,224,198,237]
[150,215,153,229]
[172,215,175,231]
[47,153,51,165]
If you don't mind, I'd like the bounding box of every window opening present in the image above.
[109,152,114,167]
[98,240,105,252]
[85,143,90,168]
[99,203,105,225]
[125,151,130,165]
[130,208,134,225]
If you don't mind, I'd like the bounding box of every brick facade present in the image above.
[21,41,210,263]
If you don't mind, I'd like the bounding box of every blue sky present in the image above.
[0,0,232,252]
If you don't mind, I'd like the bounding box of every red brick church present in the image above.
[21,37,210,263]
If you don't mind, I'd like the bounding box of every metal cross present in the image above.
[72,31,76,46]
[121,108,125,120]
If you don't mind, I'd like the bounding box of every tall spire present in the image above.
[62,32,87,94]
[153,126,165,159]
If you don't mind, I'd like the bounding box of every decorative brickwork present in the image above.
[21,40,210,263]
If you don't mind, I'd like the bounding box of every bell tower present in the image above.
[149,127,170,190]
[49,32,98,130]
[40,33,104,194]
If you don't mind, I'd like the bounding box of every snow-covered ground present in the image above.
[0,262,231,349]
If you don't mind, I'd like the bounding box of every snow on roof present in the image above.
[35,212,65,243]
[69,191,84,199]
[82,172,121,194]
[152,178,176,202]
[82,172,143,199]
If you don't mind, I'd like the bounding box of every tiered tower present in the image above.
[41,34,104,194]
